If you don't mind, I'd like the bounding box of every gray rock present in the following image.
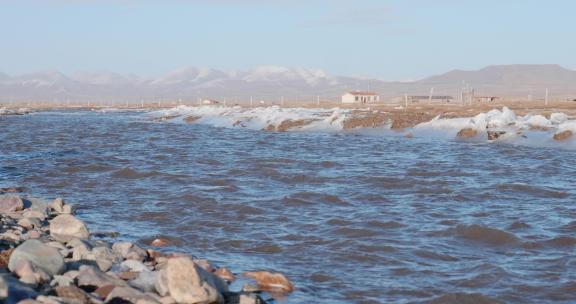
[62,205,74,215]
[154,266,169,297]
[111,242,132,256]
[45,242,67,251]
[87,246,121,272]
[50,275,74,287]
[18,300,43,304]
[25,197,50,211]
[49,215,90,243]
[36,295,67,304]
[0,231,22,243]
[0,273,38,304]
[59,248,71,259]
[48,198,75,215]
[76,266,125,290]
[8,239,65,276]
[66,239,93,255]
[158,257,226,304]
[62,270,80,280]
[121,259,150,272]
[48,198,65,214]
[22,210,47,221]
[112,242,147,262]
[17,217,42,230]
[0,195,24,213]
[12,259,51,285]
[26,230,42,240]
[54,285,90,304]
[130,271,158,292]
[159,296,176,304]
[239,294,259,304]
[105,286,159,304]
[71,242,92,261]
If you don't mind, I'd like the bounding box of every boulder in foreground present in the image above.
[8,239,65,276]
[157,257,227,304]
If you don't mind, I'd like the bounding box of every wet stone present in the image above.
[0,195,24,213]
[49,215,90,243]
[158,257,227,304]
[76,266,126,291]
[54,285,90,304]
[8,239,65,276]
[242,271,294,293]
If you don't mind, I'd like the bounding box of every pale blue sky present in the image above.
[1,0,574,79]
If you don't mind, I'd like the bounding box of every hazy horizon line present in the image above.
[1,63,574,83]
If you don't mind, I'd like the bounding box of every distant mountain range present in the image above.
[1,64,575,102]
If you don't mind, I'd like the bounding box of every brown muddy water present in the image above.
[1,110,576,303]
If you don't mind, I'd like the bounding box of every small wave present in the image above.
[427,292,503,304]
[545,281,576,301]
[331,227,380,238]
[111,167,156,179]
[507,221,531,230]
[309,272,335,283]
[454,224,519,246]
[414,249,459,262]
[496,183,569,199]
[363,220,404,229]
[247,243,283,254]
[557,220,576,232]
[541,236,576,248]
[292,192,349,206]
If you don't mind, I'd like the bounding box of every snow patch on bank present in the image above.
[415,107,571,132]
[149,105,576,149]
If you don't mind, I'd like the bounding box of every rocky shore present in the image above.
[0,192,293,304]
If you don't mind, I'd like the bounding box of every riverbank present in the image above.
[146,104,576,146]
[0,192,293,304]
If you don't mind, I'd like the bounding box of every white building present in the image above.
[342,91,380,104]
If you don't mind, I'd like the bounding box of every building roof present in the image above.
[345,91,378,96]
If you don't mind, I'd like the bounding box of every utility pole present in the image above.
[428,87,434,103]
[404,93,408,110]
[545,88,549,106]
